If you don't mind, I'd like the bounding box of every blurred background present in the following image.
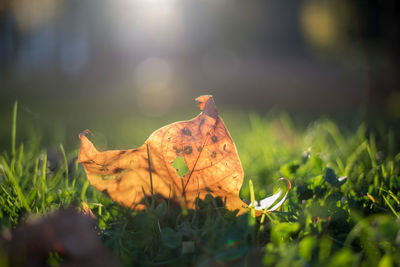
[0,0,399,150]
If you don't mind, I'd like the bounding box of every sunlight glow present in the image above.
[105,0,183,49]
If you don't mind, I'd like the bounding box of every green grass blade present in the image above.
[41,152,47,210]
[249,179,256,218]
[59,144,69,188]
[1,158,30,212]
[146,143,154,206]
[11,101,17,157]
[382,195,399,218]
[345,141,367,176]
[81,180,90,201]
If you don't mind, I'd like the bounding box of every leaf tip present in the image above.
[195,95,213,110]
[195,95,218,119]
[79,129,93,139]
[78,129,98,164]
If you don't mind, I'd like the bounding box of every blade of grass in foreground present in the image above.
[382,195,399,218]
[1,158,31,212]
[11,101,17,157]
[41,152,47,211]
[249,179,256,218]
[59,144,69,189]
[81,180,90,201]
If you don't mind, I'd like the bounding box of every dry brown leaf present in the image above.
[6,209,119,267]
[78,95,289,215]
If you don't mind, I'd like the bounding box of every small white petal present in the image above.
[254,178,291,212]
[255,191,282,211]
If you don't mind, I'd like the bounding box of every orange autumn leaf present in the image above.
[78,95,289,215]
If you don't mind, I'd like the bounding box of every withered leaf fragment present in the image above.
[78,95,289,215]
[6,209,119,267]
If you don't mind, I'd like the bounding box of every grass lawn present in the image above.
[1,102,399,266]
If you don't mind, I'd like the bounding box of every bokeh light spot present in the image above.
[300,1,337,48]
[11,0,62,32]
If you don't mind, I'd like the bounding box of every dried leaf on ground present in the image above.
[6,209,119,267]
[78,95,289,215]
